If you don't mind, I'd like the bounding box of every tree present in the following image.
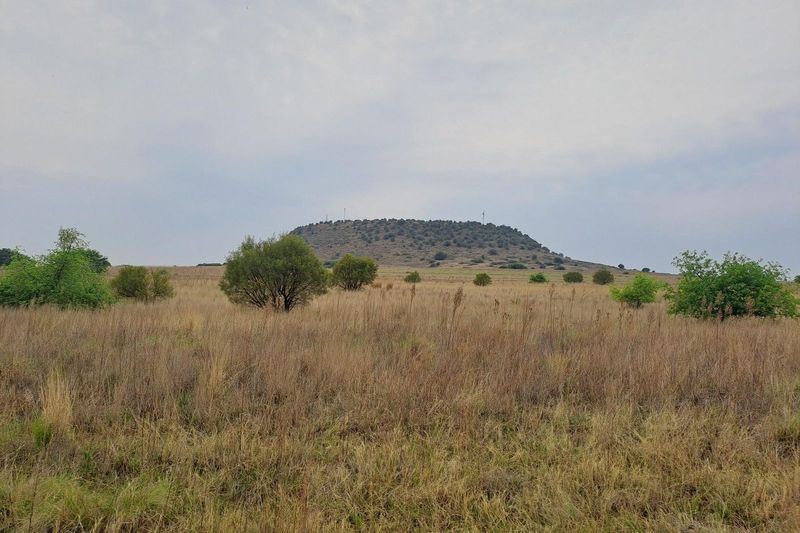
[111,266,174,301]
[611,274,662,308]
[563,272,583,283]
[331,254,378,290]
[794,275,800,284]
[404,271,421,283]
[0,246,113,309]
[641,267,651,273]
[473,273,492,286]
[433,251,448,261]
[592,269,614,285]
[529,273,547,283]
[617,264,625,269]
[219,235,328,311]
[54,227,109,273]
[665,251,797,319]
[0,248,28,267]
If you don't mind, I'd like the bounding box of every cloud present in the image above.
[0,1,798,270]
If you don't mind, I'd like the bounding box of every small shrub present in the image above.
[111,267,175,302]
[151,269,175,298]
[433,251,448,261]
[529,273,547,283]
[404,271,421,283]
[592,269,614,285]
[473,273,492,286]
[563,272,583,283]
[611,274,662,308]
[331,254,378,290]
[487,249,498,256]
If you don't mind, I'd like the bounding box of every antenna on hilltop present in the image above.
[482,211,485,224]
[343,208,347,221]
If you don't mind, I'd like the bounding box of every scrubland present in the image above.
[0,267,798,531]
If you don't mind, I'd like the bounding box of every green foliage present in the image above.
[794,275,800,284]
[31,417,53,448]
[220,234,328,311]
[404,271,422,283]
[331,254,378,290]
[529,273,547,283]
[592,269,614,285]
[611,274,662,308]
[433,251,448,261]
[111,267,175,301]
[665,251,797,319]
[473,273,492,286]
[0,250,114,309]
[499,262,527,269]
[111,266,150,299]
[80,249,111,273]
[0,248,28,267]
[563,272,583,283]
[641,267,651,273]
[151,269,175,298]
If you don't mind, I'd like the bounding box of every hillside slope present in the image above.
[291,219,608,270]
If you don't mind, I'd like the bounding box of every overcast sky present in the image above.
[2,1,798,273]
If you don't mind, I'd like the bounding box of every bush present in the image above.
[473,273,492,286]
[499,263,527,269]
[563,272,583,283]
[641,267,651,273]
[794,275,800,284]
[665,251,797,319]
[220,235,327,311]
[529,273,547,283]
[331,254,378,290]
[592,269,614,285]
[111,267,175,301]
[433,251,448,261]
[611,274,662,308]
[0,231,114,309]
[404,271,421,283]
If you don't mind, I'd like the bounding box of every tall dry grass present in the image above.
[0,267,798,530]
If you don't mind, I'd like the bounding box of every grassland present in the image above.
[1,267,799,531]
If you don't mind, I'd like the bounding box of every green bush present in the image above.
[794,275,800,284]
[404,271,421,283]
[592,269,614,285]
[499,263,527,269]
[220,234,327,311]
[331,254,378,290]
[110,267,175,301]
[433,251,448,261]
[473,273,492,286]
[611,274,662,308]
[0,248,29,267]
[0,230,114,309]
[529,273,547,283]
[563,272,583,283]
[111,266,150,299]
[665,251,797,319]
[641,267,651,273]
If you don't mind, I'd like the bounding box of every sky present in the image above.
[1,1,799,274]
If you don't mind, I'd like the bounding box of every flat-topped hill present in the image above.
[290,219,607,270]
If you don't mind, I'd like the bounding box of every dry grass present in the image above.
[0,267,798,531]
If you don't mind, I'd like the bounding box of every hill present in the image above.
[290,219,608,270]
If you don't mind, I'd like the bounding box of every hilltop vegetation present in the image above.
[291,219,607,270]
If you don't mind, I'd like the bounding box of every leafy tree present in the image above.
[331,254,378,290]
[0,248,114,309]
[641,267,651,273]
[611,274,662,308]
[563,272,583,283]
[80,249,111,273]
[111,266,174,301]
[404,271,421,283]
[665,251,797,319]
[617,264,625,269]
[220,235,328,311]
[529,273,547,283]
[473,273,492,286]
[54,227,109,273]
[592,269,614,285]
[794,275,800,284]
[0,248,28,267]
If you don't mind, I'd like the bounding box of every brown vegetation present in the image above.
[0,267,798,530]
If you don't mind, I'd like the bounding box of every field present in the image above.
[1,266,799,531]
